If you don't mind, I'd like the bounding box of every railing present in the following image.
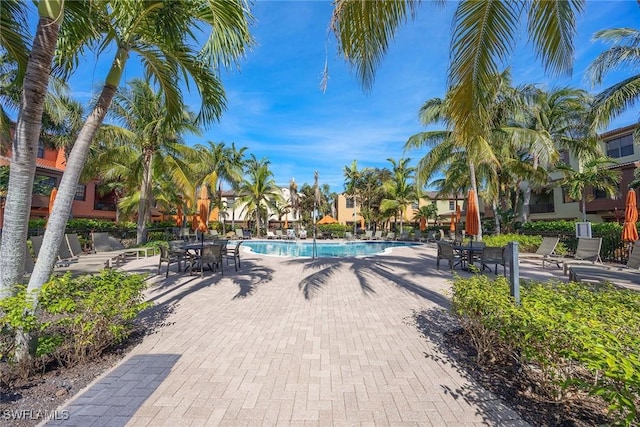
[529,203,555,214]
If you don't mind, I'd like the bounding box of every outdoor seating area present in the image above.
[157,238,242,278]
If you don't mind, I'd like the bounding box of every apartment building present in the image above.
[0,143,117,228]
[528,124,638,223]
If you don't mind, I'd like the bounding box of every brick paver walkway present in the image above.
[44,243,545,426]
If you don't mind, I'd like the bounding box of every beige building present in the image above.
[335,192,470,229]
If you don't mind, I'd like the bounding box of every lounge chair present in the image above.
[384,232,396,241]
[235,229,245,240]
[66,233,124,268]
[436,241,463,271]
[274,229,285,239]
[363,230,373,240]
[266,230,276,239]
[520,236,560,267]
[344,231,354,240]
[554,237,603,274]
[567,240,640,285]
[371,230,383,240]
[92,232,138,260]
[24,244,34,277]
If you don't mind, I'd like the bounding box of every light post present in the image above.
[228,197,235,234]
[221,200,227,234]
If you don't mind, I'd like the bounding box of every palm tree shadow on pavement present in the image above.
[286,253,450,308]
[230,262,274,299]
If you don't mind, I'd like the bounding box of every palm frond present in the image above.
[331,0,419,90]
[526,0,582,75]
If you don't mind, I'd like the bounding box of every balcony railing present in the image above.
[529,202,555,214]
[94,202,116,211]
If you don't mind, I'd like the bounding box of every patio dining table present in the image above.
[453,244,484,270]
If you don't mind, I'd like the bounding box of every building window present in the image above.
[75,184,86,201]
[449,201,455,211]
[606,134,634,158]
[37,141,45,159]
[562,187,576,203]
[36,175,56,190]
[346,198,354,208]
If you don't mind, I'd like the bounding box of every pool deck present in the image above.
[42,241,569,426]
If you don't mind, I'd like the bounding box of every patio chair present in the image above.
[558,237,603,274]
[190,244,223,277]
[266,230,276,239]
[274,229,285,239]
[481,246,506,275]
[158,243,187,277]
[520,236,560,267]
[235,229,245,240]
[372,230,383,240]
[363,230,373,240]
[344,231,354,240]
[224,241,243,271]
[436,241,463,271]
[384,232,396,241]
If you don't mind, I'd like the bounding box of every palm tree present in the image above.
[331,0,583,240]
[104,79,199,244]
[343,160,361,234]
[192,141,247,219]
[558,157,621,222]
[236,156,282,238]
[380,158,416,234]
[17,1,253,301]
[588,28,640,138]
[413,204,438,228]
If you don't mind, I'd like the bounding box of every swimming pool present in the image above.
[242,240,420,257]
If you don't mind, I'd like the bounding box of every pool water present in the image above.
[242,240,420,257]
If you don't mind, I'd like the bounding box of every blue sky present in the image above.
[69,1,640,193]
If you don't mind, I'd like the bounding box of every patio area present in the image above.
[43,242,574,426]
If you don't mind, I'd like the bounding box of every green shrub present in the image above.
[36,270,151,366]
[318,223,348,237]
[451,276,640,424]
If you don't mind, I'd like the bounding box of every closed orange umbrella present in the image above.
[176,206,183,227]
[197,186,209,233]
[284,217,288,229]
[419,217,426,231]
[622,189,638,242]
[46,187,57,227]
[465,189,479,237]
[449,212,455,232]
[360,216,364,229]
[455,204,461,222]
[48,187,57,216]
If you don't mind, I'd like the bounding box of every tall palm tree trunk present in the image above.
[26,46,129,307]
[137,150,154,244]
[0,3,62,296]
[27,84,118,294]
[492,200,501,235]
